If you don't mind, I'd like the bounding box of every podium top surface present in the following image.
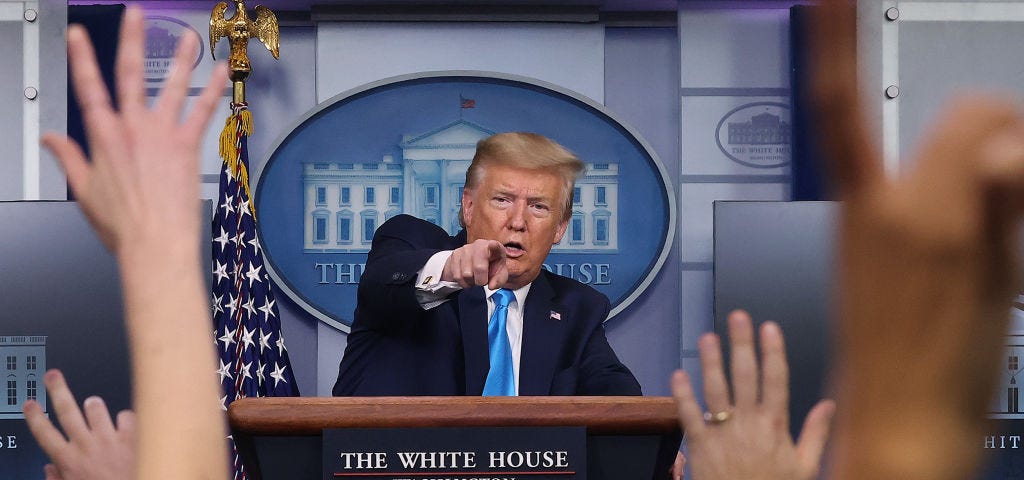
[229,396,681,436]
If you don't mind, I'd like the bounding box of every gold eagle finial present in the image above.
[210,0,279,103]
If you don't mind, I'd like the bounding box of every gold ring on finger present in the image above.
[703,410,732,424]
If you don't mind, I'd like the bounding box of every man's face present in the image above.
[462,164,569,289]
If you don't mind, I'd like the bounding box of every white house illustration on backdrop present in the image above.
[0,336,46,420]
[992,342,1024,419]
[303,119,619,254]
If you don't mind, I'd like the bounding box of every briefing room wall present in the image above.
[677,5,794,400]
[602,26,681,396]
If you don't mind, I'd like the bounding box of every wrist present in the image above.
[116,235,204,304]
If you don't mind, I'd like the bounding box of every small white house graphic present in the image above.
[727,111,791,146]
[302,120,619,254]
[0,336,46,420]
[990,340,1024,419]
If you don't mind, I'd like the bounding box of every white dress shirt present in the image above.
[415,250,529,394]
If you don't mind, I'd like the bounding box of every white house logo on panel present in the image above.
[715,101,792,169]
[144,16,204,83]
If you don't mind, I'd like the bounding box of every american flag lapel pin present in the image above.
[549,310,561,321]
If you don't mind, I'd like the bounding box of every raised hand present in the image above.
[41,6,230,479]
[23,370,136,480]
[671,310,834,480]
[810,2,1024,480]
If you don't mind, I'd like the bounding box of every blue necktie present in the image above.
[482,289,515,396]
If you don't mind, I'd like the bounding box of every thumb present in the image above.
[795,399,836,478]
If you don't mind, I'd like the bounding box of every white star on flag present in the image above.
[220,194,235,215]
[217,359,233,383]
[241,296,257,319]
[241,326,256,350]
[258,297,276,321]
[214,227,231,252]
[218,327,236,350]
[270,363,288,387]
[259,330,272,353]
[245,262,263,287]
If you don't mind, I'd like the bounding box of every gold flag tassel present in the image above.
[218,106,255,217]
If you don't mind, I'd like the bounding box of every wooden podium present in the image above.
[229,396,682,480]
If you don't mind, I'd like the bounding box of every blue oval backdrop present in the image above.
[256,72,674,332]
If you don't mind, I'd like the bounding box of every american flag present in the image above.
[212,103,299,480]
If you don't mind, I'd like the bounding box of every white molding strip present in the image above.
[900,2,1024,22]
[23,1,40,200]
[0,3,23,18]
[881,0,900,175]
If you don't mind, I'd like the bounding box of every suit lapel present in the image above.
[518,272,566,395]
[459,286,489,395]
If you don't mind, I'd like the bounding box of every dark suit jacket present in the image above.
[333,214,641,396]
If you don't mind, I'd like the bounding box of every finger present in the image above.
[443,250,469,288]
[473,245,490,287]
[698,333,730,413]
[453,252,474,289]
[23,400,69,460]
[488,265,508,291]
[807,0,881,198]
[182,63,229,140]
[760,321,790,421]
[115,6,146,115]
[67,25,114,117]
[41,134,90,198]
[672,451,686,480]
[911,96,1019,214]
[116,409,137,443]
[44,464,63,480]
[795,399,836,477]
[43,370,90,444]
[82,396,116,436]
[154,30,200,118]
[980,126,1024,197]
[670,370,705,439]
[486,240,505,260]
[486,241,507,289]
[41,135,115,251]
[727,310,758,409]
[980,127,1024,295]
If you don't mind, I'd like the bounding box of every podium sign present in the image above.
[323,426,585,480]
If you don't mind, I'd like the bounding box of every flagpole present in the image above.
[209,3,295,480]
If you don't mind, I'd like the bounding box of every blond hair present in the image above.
[460,132,584,227]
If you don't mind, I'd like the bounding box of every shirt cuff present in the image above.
[415,250,462,310]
